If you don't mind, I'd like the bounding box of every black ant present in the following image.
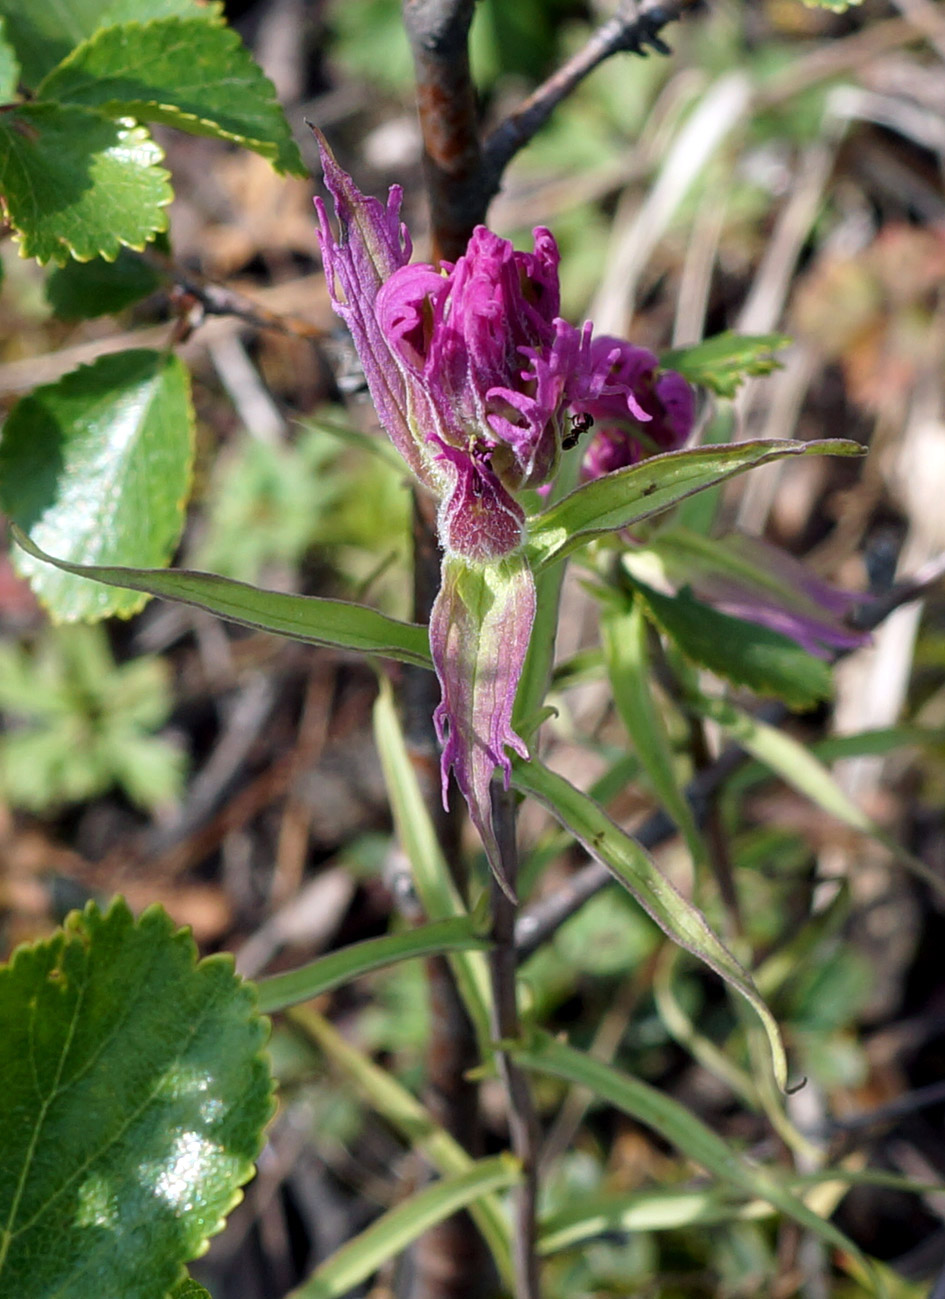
[562,411,594,451]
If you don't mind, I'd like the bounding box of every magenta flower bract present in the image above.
[314,135,689,889]
[579,338,695,480]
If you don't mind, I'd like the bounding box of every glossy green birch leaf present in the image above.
[45,245,163,319]
[515,1034,881,1293]
[660,332,791,398]
[0,104,170,265]
[372,681,493,1048]
[256,917,489,1014]
[527,439,863,570]
[601,601,704,866]
[291,1007,513,1287]
[1,350,193,620]
[0,0,222,88]
[628,578,831,709]
[0,899,273,1299]
[511,757,787,1089]
[0,16,19,100]
[697,695,945,901]
[40,17,304,176]
[12,529,432,664]
[167,1280,212,1299]
[286,1157,521,1299]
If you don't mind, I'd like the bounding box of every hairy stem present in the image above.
[489,781,541,1299]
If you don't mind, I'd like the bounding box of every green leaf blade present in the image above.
[256,917,490,1014]
[11,527,433,664]
[0,899,273,1299]
[516,1034,880,1290]
[0,0,223,88]
[511,757,787,1089]
[660,331,791,398]
[628,577,832,709]
[39,17,305,175]
[0,16,20,100]
[601,601,704,865]
[287,1158,521,1299]
[0,103,171,265]
[527,439,864,570]
[1,350,194,620]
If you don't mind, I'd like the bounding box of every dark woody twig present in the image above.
[481,0,703,201]
[402,0,484,260]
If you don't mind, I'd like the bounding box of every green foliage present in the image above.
[0,350,195,620]
[0,623,184,812]
[511,757,788,1090]
[14,526,433,667]
[661,332,792,399]
[0,0,302,268]
[39,17,304,176]
[0,105,171,265]
[0,15,20,100]
[627,577,832,710]
[45,243,163,319]
[167,1280,212,1299]
[0,899,273,1299]
[527,438,863,569]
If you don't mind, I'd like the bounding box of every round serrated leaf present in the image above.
[0,349,194,620]
[39,17,305,176]
[0,0,223,89]
[0,103,170,265]
[0,899,273,1299]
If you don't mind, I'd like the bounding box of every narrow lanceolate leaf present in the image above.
[601,601,704,866]
[0,899,273,1299]
[373,681,493,1048]
[516,1034,881,1294]
[12,528,433,665]
[627,577,832,710]
[0,104,170,264]
[1,351,193,620]
[255,917,490,1014]
[39,17,305,176]
[511,757,787,1090]
[286,1158,521,1299]
[660,331,791,399]
[292,1007,513,1288]
[526,440,864,570]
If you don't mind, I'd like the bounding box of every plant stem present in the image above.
[489,781,541,1299]
[402,0,485,258]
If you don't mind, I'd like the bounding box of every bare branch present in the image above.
[482,0,703,199]
[402,0,485,258]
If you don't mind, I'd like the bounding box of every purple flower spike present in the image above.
[314,133,438,486]
[579,338,695,479]
[314,140,699,889]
